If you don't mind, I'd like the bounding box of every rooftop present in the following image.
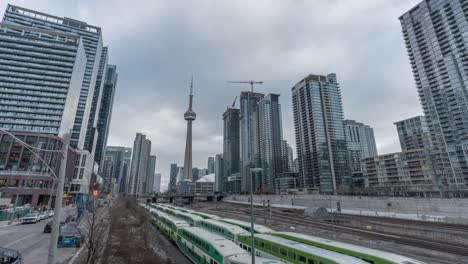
[221,218,275,233]
[180,226,245,257]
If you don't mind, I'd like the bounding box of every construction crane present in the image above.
[227,80,263,92]
[231,96,237,108]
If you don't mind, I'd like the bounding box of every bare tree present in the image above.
[82,204,109,264]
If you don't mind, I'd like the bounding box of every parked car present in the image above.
[43,221,65,233]
[47,210,54,218]
[57,226,82,247]
[21,213,40,224]
[0,247,23,264]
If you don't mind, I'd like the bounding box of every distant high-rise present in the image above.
[400,0,468,191]
[258,94,284,193]
[101,146,132,194]
[154,173,161,193]
[214,154,224,192]
[84,47,108,156]
[4,4,104,150]
[192,167,200,182]
[281,140,294,172]
[223,107,240,192]
[128,133,151,195]
[207,157,215,174]
[94,65,118,167]
[240,91,264,193]
[345,120,378,173]
[169,164,178,193]
[394,116,431,151]
[146,155,156,193]
[292,73,349,193]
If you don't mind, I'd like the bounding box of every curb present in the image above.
[67,244,85,264]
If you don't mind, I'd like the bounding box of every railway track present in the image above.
[215,207,468,257]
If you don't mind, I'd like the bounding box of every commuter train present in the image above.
[272,232,425,264]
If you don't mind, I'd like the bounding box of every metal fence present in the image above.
[0,208,31,221]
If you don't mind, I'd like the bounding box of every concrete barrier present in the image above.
[224,194,468,224]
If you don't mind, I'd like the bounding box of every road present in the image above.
[0,207,78,264]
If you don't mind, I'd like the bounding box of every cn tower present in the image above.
[183,77,196,181]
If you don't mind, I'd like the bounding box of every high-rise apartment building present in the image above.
[394,116,431,151]
[169,163,178,193]
[153,173,161,193]
[101,146,132,194]
[400,0,468,192]
[146,155,156,193]
[95,65,118,167]
[207,157,215,174]
[240,91,264,193]
[84,47,108,155]
[214,154,224,192]
[0,22,86,206]
[345,120,378,173]
[281,140,294,173]
[128,133,151,195]
[223,107,240,192]
[292,73,349,193]
[258,94,284,193]
[4,4,104,150]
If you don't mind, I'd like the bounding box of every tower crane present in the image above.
[227,80,263,92]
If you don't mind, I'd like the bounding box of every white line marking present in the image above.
[3,233,34,247]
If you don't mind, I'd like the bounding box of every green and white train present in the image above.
[272,232,425,264]
[147,207,190,241]
[196,219,250,242]
[220,218,275,234]
[177,226,284,264]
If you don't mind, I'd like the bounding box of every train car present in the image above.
[272,232,426,264]
[176,227,284,264]
[151,210,190,241]
[220,218,275,234]
[175,211,204,226]
[238,233,368,264]
[196,219,250,242]
[191,211,222,220]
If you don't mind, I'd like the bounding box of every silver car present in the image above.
[22,213,40,224]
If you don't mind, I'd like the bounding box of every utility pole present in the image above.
[47,136,69,264]
[249,168,263,264]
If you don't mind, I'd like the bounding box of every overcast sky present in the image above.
[2,0,423,190]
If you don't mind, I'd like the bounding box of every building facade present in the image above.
[69,150,94,196]
[169,163,178,193]
[345,120,378,173]
[153,173,161,193]
[292,73,350,193]
[101,146,131,194]
[258,94,284,193]
[207,157,215,174]
[394,116,431,151]
[214,154,224,192]
[127,133,151,195]
[146,155,156,193]
[240,91,264,193]
[223,108,240,192]
[400,0,468,193]
[94,65,118,167]
[4,4,104,150]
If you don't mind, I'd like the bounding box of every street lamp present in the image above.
[249,167,263,264]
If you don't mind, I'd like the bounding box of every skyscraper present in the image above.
[400,0,468,192]
[345,120,378,173]
[258,94,284,193]
[101,146,132,194]
[128,133,151,195]
[292,73,349,193]
[394,116,431,151]
[169,163,179,193]
[223,107,240,192]
[214,154,224,192]
[94,64,118,167]
[84,47,108,155]
[153,173,161,193]
[183,79,196,182]
[207,157,215,174]
[240,91,264,193]
[0,22,86,206]
[4,4,104,150]
[146,155,156,193]
[281,140,294,172]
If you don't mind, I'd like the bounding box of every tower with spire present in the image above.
[183,76,196,183]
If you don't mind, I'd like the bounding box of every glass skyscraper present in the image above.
[4,4,104,150]
[345,119,378,173]
[223,107,240,192]
[400,0,468,192]
[292,73,349,193]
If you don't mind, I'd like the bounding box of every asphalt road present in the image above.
[0,207,78,264]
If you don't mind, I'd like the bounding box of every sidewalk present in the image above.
[0,219,21,228]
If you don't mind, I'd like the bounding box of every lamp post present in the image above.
[249,167,263,264]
